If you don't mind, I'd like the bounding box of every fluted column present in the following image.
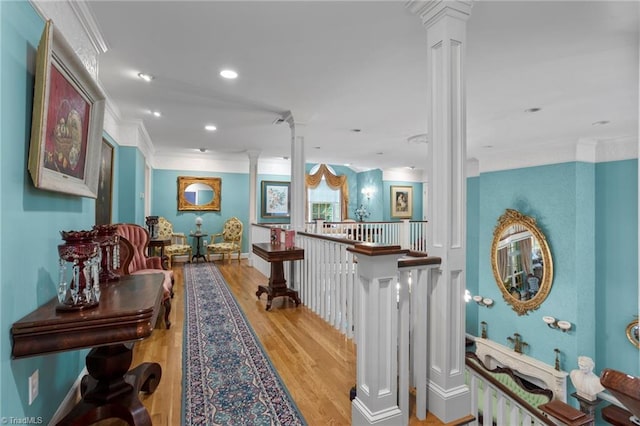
[247,150,260,267]
[285,113,306,231]
[408,0,472,422]
[347,244,409,425]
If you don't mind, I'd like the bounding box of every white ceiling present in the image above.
[88,1,639,174]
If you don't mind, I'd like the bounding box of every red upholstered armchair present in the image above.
[115,223,174,329]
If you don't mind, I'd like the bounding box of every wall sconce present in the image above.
[543,316,572,332]
[473,295,494,307]
[361,187,374,200]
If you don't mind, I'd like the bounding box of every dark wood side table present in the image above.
[11,274,165,426]
[253,242,304,310]
[148,237,171,268]
[189,232,208,263]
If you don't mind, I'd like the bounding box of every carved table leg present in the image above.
[58,343,161,426]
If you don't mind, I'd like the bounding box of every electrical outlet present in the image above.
[29,369,39,405]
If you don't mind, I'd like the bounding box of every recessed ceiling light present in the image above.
[483,145,494,148]
[525,107,541,113]
[313,146,321,150]
[282,156,289,160]
[376,152,383,155]
[220,69,238,79]
[592,120,610,126]
[344,163,352,167]
[138,73,154,82]
[351,129,361,133]
[204,124,217,131]
[152,111,161,117]
[199,148,207,153]
[406,166,415,170]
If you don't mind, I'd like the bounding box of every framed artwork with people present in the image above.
[391,186,413,219]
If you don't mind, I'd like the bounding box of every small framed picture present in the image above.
[390,186,413,218]
[261,181,290,218]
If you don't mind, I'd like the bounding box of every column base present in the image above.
[352,398,402,425]
[427,382,471,423]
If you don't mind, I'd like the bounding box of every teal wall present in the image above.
[1,1,92,420]
[467,160,638,410]
[357,169,383,221]
[466,176,480,335]
[595,160,638,375]
[118,146,146,224]
[151,170,250,253]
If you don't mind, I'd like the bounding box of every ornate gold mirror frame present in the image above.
[626,319,639,349]
[177,176,221,211]
[491,209,553,315]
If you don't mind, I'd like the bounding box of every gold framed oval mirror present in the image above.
[178,176,221,211]
[491,209,553,315]
[626,319,639,349]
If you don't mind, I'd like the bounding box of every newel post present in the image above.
[348,243,409,425]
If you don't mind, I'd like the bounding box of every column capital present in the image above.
[406,0,472,27]
[246,150,261,161]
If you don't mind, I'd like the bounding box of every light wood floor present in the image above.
[131,260,463,425]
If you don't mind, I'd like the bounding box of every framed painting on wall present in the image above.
[261,181,290,218]
[391,185,413,219]
[96,139,114,225]
[27,20,106,198]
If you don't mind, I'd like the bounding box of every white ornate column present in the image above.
[247,150,260,267]
[408,0,472,422]
[348,244,408,425]
[285,112,306,232]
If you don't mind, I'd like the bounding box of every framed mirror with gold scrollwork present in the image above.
[178,176,221,211]
[491,209,553,315]
[626,318,639,349]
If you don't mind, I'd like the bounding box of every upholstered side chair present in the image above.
[157,217,192,268]
[206,217,243,263]
[115,223,174,329]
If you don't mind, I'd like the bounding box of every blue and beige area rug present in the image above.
[182,262,306,425]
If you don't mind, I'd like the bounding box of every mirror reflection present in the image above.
[178,176,221,211]
[184,183,214,206]
[491,209,553,315]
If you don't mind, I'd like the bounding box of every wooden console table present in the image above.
[11,273,165,426]
[253,242,304,310]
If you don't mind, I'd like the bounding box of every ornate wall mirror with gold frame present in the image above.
[491,209,553,315]
[177,176,221,211]
[626,319,639,349]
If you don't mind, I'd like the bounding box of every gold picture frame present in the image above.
[28,20,106,198]
[391,186,413,218]
[178,176,221,211]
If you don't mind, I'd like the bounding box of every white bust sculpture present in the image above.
[570,356,605,401]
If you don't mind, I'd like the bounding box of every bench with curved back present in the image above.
[465,352,555,425]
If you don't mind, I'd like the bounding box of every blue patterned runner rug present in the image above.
[182,262,306,425]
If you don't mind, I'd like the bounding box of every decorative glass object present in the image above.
[93,224,120,282]
[195,216,203,235]
[57,229,101,311]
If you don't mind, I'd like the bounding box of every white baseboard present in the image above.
[48,367,87,426]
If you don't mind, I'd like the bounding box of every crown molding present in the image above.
[68,1,108,54]
[406,0,473,27]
